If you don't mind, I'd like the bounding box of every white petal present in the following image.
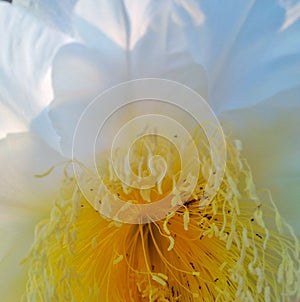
[51,43,127,100]
[49,35,208,157]
[0,3,70,148]
[13,0,77,33]
[74,0,156,49]
[199,0,300,113]
[0,101,27,140]
[0,133,65,300]
[50,0,209,157]
[126,1,204,78]
[73,0,205,78]
[162,63,208,99]
[0,207,46,302]
[48,42,127,157]
[280,0,300,30]
[220,86,300,235]
[49,72,207,159]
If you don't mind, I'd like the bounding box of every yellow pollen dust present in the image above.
[22,132,300,302]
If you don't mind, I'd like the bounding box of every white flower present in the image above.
[0,0,300,301]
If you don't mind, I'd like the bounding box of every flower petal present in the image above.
[162,63,208,99]
[220,86,300,235]
[125,1,205,79]
[49,40,208,157]
[73,0,206,79]
[0,133,65,301]
[0,101,27,140]
[71,0,300,114]
[48,42,127,157]
[51,43,127,100]
[13,0,78,32]
[280,0,300,30]
[0,2,70,148]
[74,0,132,49]
[199,0,300,113]
[50,0,209,158]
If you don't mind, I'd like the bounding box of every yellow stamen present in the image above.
[22,133,300,301]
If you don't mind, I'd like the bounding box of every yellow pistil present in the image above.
[22,134,300,302]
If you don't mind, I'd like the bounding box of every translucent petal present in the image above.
[220,86,300,235]
[198,0,300,113]
[0,133,65,300]
[13,0,78,32]
[49,42,207,157]
[0,2,69,148]
[0,101,27,139]
[73,0,205,74]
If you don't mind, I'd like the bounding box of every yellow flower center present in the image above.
[22,134,300,302]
